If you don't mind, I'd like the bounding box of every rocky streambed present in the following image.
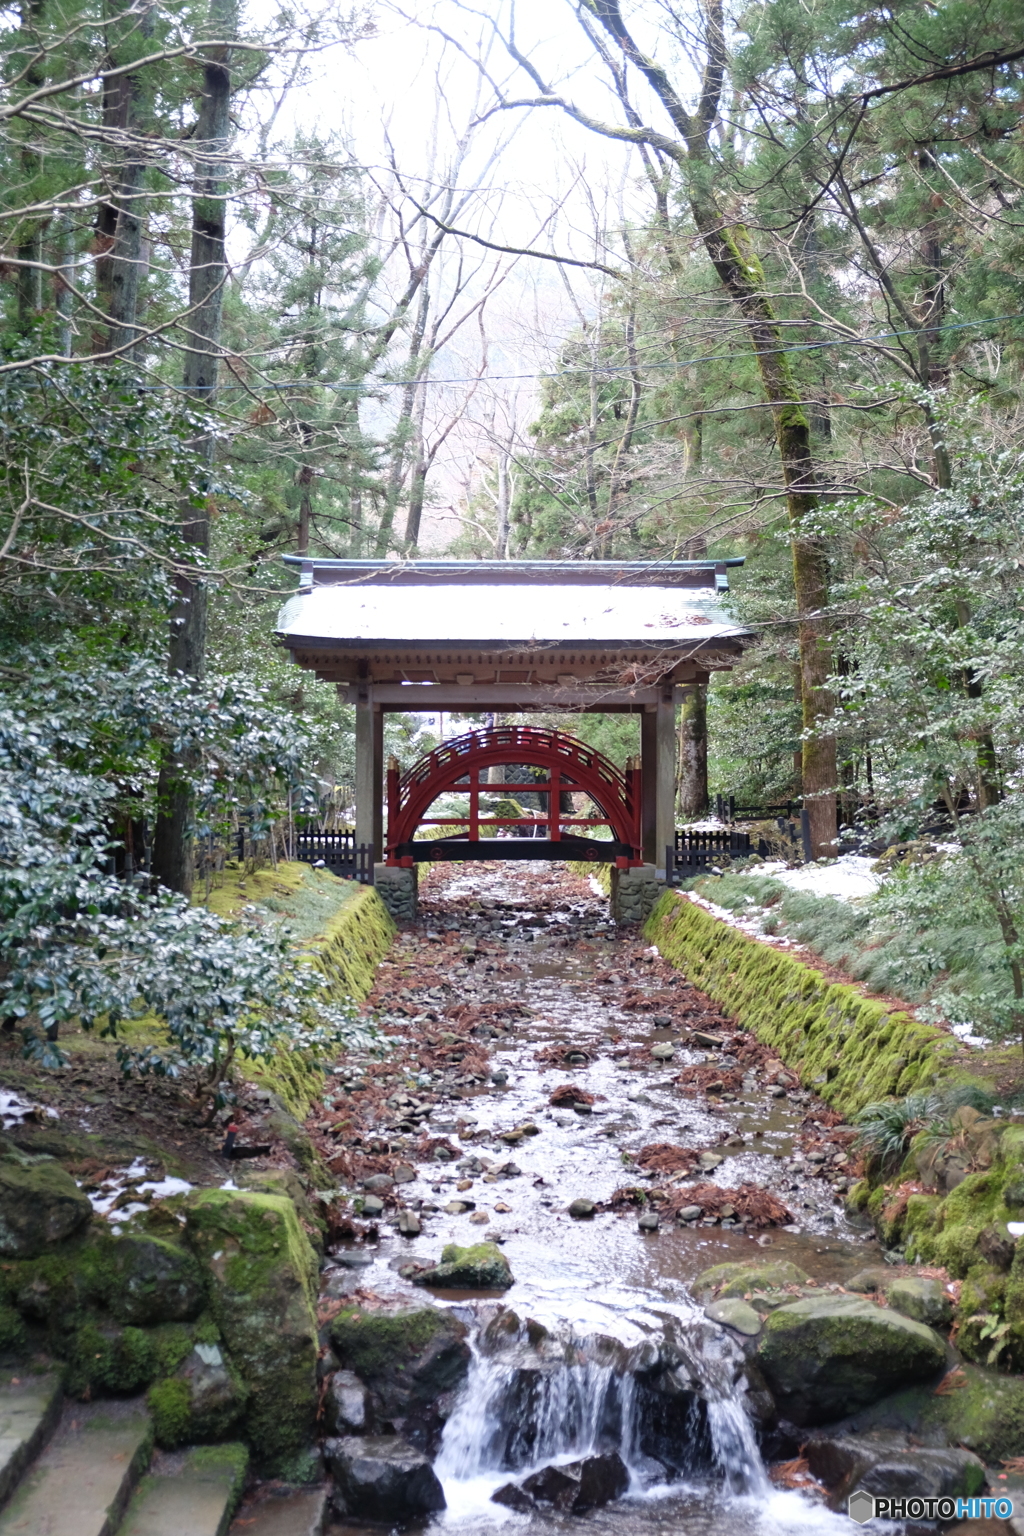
[308,864,1021,1534]
[4,861,1021,1534]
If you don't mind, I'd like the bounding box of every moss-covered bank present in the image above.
[244,875,394,1116]
[645,891,956,1117]
[313,881,394,1003]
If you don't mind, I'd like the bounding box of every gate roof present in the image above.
[277,559,752,692]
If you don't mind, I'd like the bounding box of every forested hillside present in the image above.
[2,0,1024,1072]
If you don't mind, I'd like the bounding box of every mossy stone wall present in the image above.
[644,891,956,1116]
[244,880,394,1117]
[312,882,395,1003]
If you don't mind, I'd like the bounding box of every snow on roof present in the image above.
[277,572,750,648]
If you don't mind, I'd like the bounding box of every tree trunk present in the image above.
[15,0,46,332]
[151,0,235,895]
[678,684,709,819]
[692,211,837,855]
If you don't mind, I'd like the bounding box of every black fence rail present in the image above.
[714,794,800,823]
[294,829,374,884]
[667,827,752,883]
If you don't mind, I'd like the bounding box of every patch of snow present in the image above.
[84,1162,193,1222]
[756,854,880,903]
[949,1021,988,1048]
[685,891,805,951]
[1,1089,59,1129]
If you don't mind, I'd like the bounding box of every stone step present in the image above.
[0,1403,151,1536]
[0,1376,63,1510]
[119,1446,247,1536]
[228,1487,328,1536]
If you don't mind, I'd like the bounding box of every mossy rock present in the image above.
[0,1153,92,1257]
[184,1190,318,1472]
[0,1302,27,1356]
[886,1276,953,1329]
[148,1342,248,1448]
[66,1320,158,1398]
[411,1243,513,1291]
[106,1234,205,1327]
[237,1169,324,1253]
[919,1361,1024,1462]
[691,1260,809,1300]
[329,1304,470,1432]
[757,1294,947,1425]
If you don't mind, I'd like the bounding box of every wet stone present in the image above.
[706,1298,762,1337]
[361,1195,385,1216]
[568,1198,596,1219]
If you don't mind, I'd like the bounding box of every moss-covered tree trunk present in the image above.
[678,684,708,820]
[688,209,836,854]
[151,0,235,895]
[579,0,838,856]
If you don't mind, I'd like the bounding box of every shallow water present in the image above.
[322,863,909,1536]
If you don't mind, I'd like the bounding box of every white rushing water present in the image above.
[431,1311,886,1533]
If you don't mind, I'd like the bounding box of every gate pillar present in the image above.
[354,687,384,862]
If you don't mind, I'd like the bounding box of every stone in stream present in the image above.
[361,1195,384,1216]
[638,1211,660,1232]
[0,1153,92,1257]
[325,1435,446,1520]
[410,1242,513,1291]
[491,1481,534,1512]
[398,1209,421,1236]
[692,1259,810,1299]
[335,1249,373,1269]
[329,1303,470,1448]
[705,1298,762,1337]
[364,1174,394,1195]
[886,1276,954,1328]
[804,1435,985,1508]
[393,1164,416,1184]
[323,1369,368,1434]
[756,1295,947,1425]
[519,1451,629,1512]
[677,1205,703,1223]
[651,1043,675,1060]
[568,1198,596,1219]
[691,1031,724,1049]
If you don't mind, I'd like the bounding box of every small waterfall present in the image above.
[435,1345,628,1481]
[433,1310,770,1519]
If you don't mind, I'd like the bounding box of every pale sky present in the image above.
[249,0,696,548]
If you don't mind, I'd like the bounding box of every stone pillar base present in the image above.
[610,863,662,924]
[373,864,417,924]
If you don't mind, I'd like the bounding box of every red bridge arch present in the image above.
[386,725,642,867]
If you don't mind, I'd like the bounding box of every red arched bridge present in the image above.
[385,725,642,867]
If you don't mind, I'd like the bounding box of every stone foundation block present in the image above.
[373,865,417,924]
[610,864,662,924]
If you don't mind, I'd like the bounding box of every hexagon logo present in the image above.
[847,1489,876,1524]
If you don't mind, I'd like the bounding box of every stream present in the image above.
[322,863,906,1535]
